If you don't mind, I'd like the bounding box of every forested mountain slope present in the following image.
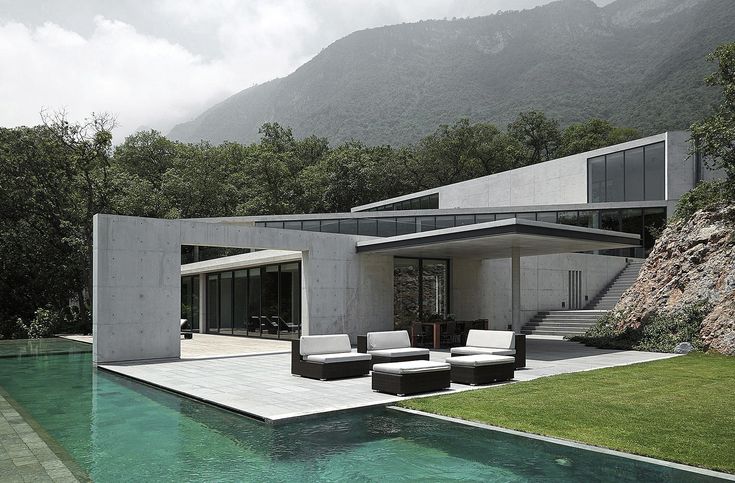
[169,0,735,146]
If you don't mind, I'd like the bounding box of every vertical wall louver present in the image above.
[568,270,582,310]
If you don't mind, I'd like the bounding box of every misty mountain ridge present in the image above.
[169,0,735,146]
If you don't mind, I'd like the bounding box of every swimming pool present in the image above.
[0,339,722,482]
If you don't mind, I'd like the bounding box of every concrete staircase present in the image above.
[521,259,645,337]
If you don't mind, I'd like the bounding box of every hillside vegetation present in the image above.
[170,0,735,146]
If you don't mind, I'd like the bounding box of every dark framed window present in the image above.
[587,142,665,202]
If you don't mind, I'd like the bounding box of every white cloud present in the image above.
[0,0,558,140]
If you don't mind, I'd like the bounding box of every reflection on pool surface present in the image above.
[0,339,721,482]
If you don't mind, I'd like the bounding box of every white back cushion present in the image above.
[465,330,515,349]
[300,334,351,356]
[367,330,411,351]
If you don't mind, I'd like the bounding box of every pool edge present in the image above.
[388,406,735,481]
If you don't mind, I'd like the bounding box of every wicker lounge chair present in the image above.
[357,330,430,368]
[450,330,526,368]
[180,319,193,339]
[291,334,371,380]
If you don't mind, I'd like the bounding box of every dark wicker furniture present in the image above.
[291,339,370,381]
[357,334,430,368]
[371,361,451,396]
[447,355,515,385]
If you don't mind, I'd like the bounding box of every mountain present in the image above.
[169,0,735,146]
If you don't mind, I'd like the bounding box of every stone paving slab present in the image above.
[61,333,291,359]
[100,338,678,423]
[0,392,86,482]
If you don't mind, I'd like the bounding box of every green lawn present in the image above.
[400,353,735,474]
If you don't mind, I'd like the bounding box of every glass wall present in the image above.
[180,275,199,331]
[587,141,666,202]
[359,193,439,212]
[189,261,301,340]
[257,207,669,258]
[393,258,449,331]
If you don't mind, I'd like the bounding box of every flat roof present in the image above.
[355,218,640,258]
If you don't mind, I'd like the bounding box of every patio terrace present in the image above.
[84,335,678,424]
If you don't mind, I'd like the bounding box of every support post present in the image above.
[511,247,521,333]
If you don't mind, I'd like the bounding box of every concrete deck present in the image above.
[99,337,678,423]
[61,334,291,359]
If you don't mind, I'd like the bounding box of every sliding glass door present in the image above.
[393,257,449,331]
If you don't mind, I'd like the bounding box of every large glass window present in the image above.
[624,147,645,201]
[645,143,665,200]
[181,276,199,331]
[621,209,644,258]
[588,156,606,202]
[394,258,420,331]
[261,265,280,338]
[219,272,233,334]
[362,193,438,212]
[207,274,218,332]
[393,257,449,331]
[247,268,261,335]
[233,270,248,336]
[605,151,625,202]
[279,263,301,339]
[587,142,665,202]
[193,261,302,339]
[421,259,449,321]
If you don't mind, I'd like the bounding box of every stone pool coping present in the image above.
[0,388,90,482]
[389,406,735,481]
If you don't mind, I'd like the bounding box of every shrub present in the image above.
[674,179,731,220]
[571,303,710,353]
[16,307,59,339]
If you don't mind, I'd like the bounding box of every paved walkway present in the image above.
[61,333,291,359]
[0,393,83,482]
[100,337,678,423]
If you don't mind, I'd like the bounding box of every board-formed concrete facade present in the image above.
[93,131,719,362]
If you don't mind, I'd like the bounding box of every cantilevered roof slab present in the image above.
[355,218,640,258]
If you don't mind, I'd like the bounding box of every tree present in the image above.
[690,42,735,185]
[559,119,638,157]
[507,111,561,164]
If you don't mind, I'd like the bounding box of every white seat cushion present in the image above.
[369,347,430,358]
[366,330,411,351]
[299,334,352,356]
[372,360,450,375]
[303,352,372,363]
[446,355,515,367]
[465,330,516,349]
[450,346,516,357]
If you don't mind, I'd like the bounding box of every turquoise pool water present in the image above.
[0,339,721,482]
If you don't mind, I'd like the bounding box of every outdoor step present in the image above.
[522,329,587,336]
[534,313,605,318]
[526,322,598,329]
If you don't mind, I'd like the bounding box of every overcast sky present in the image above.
[0,0,612,139]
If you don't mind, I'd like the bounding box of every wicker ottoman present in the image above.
[371,360,451,396]
[446,355,515,385]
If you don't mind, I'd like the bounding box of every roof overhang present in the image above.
[355,218,641,259]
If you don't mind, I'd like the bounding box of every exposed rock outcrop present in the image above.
[613,206,735,355]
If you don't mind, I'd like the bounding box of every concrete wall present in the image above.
[93,215,393,363]
[666,130,696,202]
[351,133,683,212]
[93,215,182,364]
[473,253,628,329]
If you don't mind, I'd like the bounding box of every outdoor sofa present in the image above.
[357,330,430,368]
[291,334,371,380]
[450,330,526,368]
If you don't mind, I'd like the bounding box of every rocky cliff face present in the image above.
[614,206,735,354]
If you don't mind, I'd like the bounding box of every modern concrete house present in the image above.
[92,131,715,364]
